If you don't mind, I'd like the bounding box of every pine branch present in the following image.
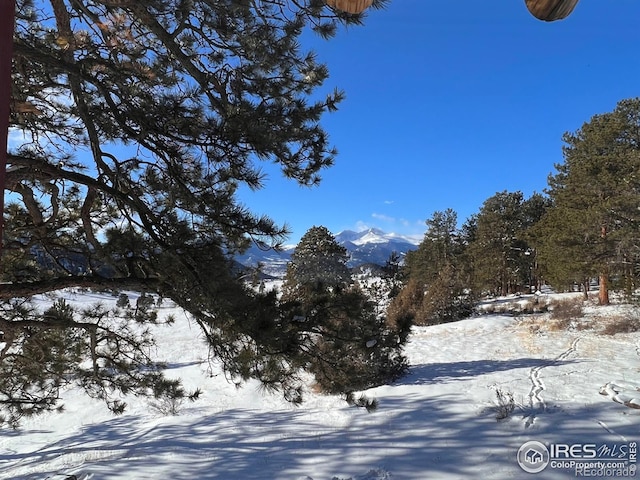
[0,275,161,300]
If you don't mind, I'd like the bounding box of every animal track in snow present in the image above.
[599,381,640,410]
[524,337,581,428]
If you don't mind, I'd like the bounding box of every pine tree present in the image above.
[281,226,408,394]
[533,98,640,304]
[418,263,474,325]
[282,226,351,298]
[468,191,544,296]
[396,209,474,326]
[404,208,460,285]
[2,0,385,424]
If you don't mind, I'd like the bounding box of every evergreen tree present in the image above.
[405,208,460,285]
[533,98,640,304]
[360,251,405,315]
[281,226,408,394]
[2,0,385,424]
[530,204,596,297]
[419,263,475,324]
[520,193,550,291]
[393,209,474,326]
[468,191,545,296]
[380,251,404,300]
[282,226,351,298]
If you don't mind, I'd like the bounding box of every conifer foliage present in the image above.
[2,0,385,424]
[282,227,408,395]
[392,209,474,326]
[283,226,351,296]
[533,98,640,304]
[468,191,546,296]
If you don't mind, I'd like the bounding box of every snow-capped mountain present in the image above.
[336,228,416,246]
[235,228,420,277]
[335,228,420,267]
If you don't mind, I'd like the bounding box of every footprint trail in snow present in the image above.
[524,337,581,428]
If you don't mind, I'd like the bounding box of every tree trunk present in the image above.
[0,0,16,264]
[598,271,610,305]
[582,278,589,301]
[598,225,610,305]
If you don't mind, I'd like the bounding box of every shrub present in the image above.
[601,312,640,335]
[116,293,130,309]
[386,278,422,331]
[149,395,184,416]
[133,293,158,323]
[415,265,475,326]
[149,385,202,416]
[493,388,516,421]
[387,267,475,328]
[549,297,584,322]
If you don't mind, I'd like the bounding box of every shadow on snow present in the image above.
[0,357,635,480]
[402,358,577,385]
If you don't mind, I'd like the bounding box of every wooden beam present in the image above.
[325,0,373,15]
[0,0,15,261]
[525,0,580,21]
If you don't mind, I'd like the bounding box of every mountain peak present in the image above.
[236,228,420,276]
[352,229,389,245]
[335,228,421,247]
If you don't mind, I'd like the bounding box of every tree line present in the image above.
[394,97,640,328]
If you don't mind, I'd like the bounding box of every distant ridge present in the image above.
[235,228,420,277]
[335,229,420,267]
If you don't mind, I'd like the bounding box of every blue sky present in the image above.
[239,0,640,244]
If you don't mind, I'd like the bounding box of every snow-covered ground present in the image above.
[1,290,639,479]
